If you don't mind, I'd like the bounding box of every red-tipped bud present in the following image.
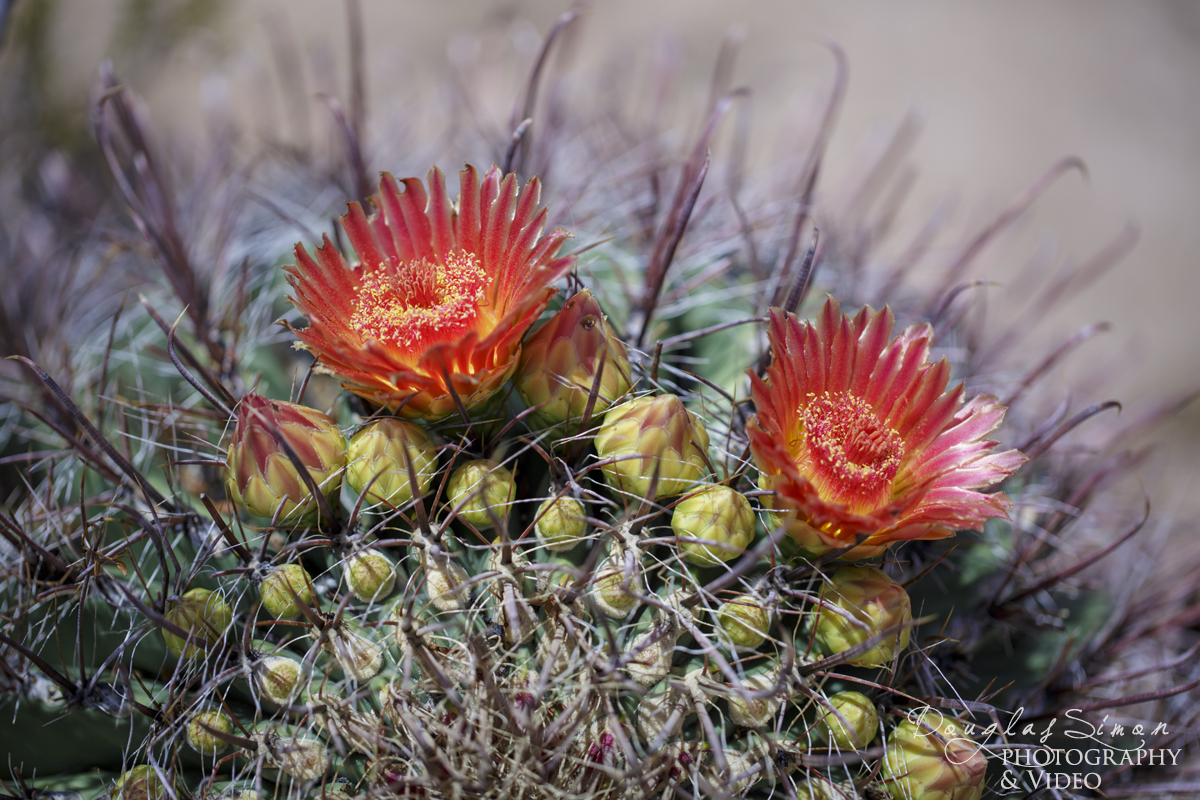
[224,393,346,525]
[516,289,631,429]
[594,394,710,499]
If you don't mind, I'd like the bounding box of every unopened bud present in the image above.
[814,566,911,668]
[187,710,233,755]
[344,548,396,602]
[673,485,756,566]
[535,495,588,551]
[447,459,515,528]
[345,418,438,507]
[256,655,303,705]
[726,670,784,729]
[421,544,471,612]
[224,393,345,525]
[259,564,314,619]
[163,588,232,659]
[515,289,632,429]
[594,394,710,499]
[255,730,330,782]
[820,691,878,750]
[323,625,383,683]
[883,712,987,800]
[591,546,643,618]
[715,594,772,650]
[114,766,169,800]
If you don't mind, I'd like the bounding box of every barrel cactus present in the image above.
[0,5,1195,800]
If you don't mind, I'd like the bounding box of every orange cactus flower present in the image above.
[285,165,576,421]
[747,297,1025,559]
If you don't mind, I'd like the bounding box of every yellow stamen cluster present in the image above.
[351,251,488,351]
[801,391,904,510]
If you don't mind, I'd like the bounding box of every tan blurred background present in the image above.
[9,0,1200,508]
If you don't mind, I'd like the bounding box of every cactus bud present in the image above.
[344,418,438,507]
[820,691,878,750]
[447,459,515,528]
[535,495,588,551]
[187,709,233,755]
[594,394,710,499]
[344,548,396,602]
[883,712,987,800]
[515,289,632,429]
[113,766,169,800]
[323,624,383,682]
[672,485,756,566]
[163,588,232,659]
[256,655,303,705]
[590,542,644,618]
[259,563,314,619]
[813,566,911,668]
[255,730,330,782]
[417,536,471,611]
[715,593,772,650]
[224,393,346,524]
[726,670,785,729]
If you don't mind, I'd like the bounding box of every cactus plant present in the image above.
[0,5,1196,800]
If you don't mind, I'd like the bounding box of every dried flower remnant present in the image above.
[748,297,1025,558]
[286,165,576,421]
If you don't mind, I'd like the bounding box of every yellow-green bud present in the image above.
[421,546,471,612]
[187,710,233,755]
[594,394,710,499]
[883,712,987,800]
[590,547,643,618]
[163,588,232,659]
[256,655,302,705]
[726,670,784,729]
[715,594,772,650]
[814,566,911,668]
[344,418,438,507]
[820,691,878,750]
[224,393,346,525]
[515,288,632,429]
[535,496,587,551]
[114,766,169,800]
[259,564,314,619]
[673,485,756,566]
[344,548,396,602]
[447,459,515,528]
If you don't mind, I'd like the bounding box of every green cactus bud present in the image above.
[715,593,772,650]
[163,588,232,659]
[187,709,233,755]
[344,548,396,602]
[515,288,632,429]
[820,691,878,750]
[726,670,784,729]
[255,730,330,782]
[415,535,471,612]
[256,655,303,705]
[594,394,710,499]
[259,563,314,619]
[535,495,588,551]
[447,459,515,528]
[224,393,346,525]
[590,540,644,618]
[813,565,911,668]
[883,712,987,800]
[323,624,383,682]
[344,418,438,507]
[672,484,756,566]
[113,766,169,800]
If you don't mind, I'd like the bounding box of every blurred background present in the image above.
[2,0,1198,508]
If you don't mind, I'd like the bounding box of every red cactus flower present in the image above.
[747,297,1025,559]
[286,165,576,421]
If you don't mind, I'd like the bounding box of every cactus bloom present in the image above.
[672,484,756,566]
[515,288,631,429]
[594,394,710,500]
[747,298,1025,558]
[224,393,346,525]
[163,588,233,659]
[285,165,575,421]
[344,418,438,507]
[814,565,911,668]
[883,712,987,800]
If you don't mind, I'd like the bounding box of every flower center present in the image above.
[800,391,904,511]
[350,251,488,352]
